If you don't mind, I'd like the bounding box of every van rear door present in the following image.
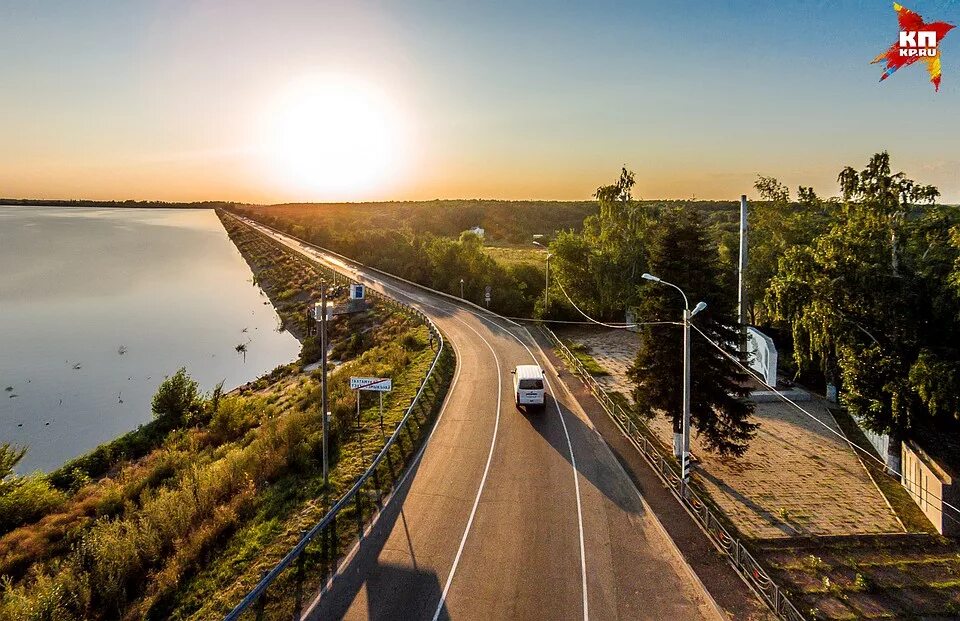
[517,377,545,406]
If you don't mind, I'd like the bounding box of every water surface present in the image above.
[0,207,300,472]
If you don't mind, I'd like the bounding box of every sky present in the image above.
[1,0,959,203]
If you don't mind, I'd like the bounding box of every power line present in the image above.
[501,315,680,328]
[689,322,960,525]
[553,277,680,329]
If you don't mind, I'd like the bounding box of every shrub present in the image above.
[151,368,201,426]
[0,444,66,534]
[208,396,259,445]
[331,331,370,361]
[299,335,324,366]
[401,332,425,351]
[0,476,66,533]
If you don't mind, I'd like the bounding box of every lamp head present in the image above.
[641,273,660,282]
[691,301,707,316]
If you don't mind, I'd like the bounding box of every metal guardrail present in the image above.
[223,222,450,621]
[542,326,806,621]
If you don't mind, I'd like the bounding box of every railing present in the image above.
[224,222,451,621]
[542,326,806,621]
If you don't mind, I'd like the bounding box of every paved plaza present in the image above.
[559,327,904,539]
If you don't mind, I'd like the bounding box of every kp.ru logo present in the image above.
[872,3,955,91]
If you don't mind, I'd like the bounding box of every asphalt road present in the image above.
[233,215,723,621]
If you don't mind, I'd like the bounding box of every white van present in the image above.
[512,364,545,410]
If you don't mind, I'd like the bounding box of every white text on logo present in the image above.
[899,30,938,56]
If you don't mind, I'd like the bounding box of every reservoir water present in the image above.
[0,207,300,472]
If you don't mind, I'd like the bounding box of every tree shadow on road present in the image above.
[306,454,450,621]
[520,393,648,517]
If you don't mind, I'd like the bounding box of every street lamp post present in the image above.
[641,272,706,485]
[532,241,552,313]
[460,278,464,299]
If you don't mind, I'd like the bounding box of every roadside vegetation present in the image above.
[0,216,454,620]
[560,341,609,377]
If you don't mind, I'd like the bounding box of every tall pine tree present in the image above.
[628,209,757,456]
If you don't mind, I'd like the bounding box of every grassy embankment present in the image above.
[0,212,454,620]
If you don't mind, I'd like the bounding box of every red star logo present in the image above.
[872,3,954,91]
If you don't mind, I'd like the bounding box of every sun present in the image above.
[263,75,407,199]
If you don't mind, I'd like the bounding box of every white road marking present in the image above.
[471,315,589,621]
[431,316,503,621]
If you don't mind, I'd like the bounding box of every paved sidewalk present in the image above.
[557,327,904,539]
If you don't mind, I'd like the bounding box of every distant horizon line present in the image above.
[0,196,761,207]
[5,196,957,208]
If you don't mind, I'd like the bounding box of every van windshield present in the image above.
[518,379,543,390]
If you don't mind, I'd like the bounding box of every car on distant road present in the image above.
[512,364,545,410]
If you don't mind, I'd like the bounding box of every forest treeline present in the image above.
[227,198,746,317]
[550,154,960,464]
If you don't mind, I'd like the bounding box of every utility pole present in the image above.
[532,241,552,314]
[544,253,552,313]
[682,307,692,484]
[320,285,329,486]
[737,194,748,327]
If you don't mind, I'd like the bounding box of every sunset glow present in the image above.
[262,75,408,199]
[0,1,958,202]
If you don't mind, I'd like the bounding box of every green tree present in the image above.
[151,368,201,427]
[747,176,833,325]
[0,443,27,491]
[767,152,960,469]
[551,168,653,319]
[0,444,65,533]
[628,209,757,456]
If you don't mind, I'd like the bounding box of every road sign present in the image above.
[349,377,392,392]
[484,285,492,303]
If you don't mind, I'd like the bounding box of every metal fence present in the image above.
[223,228,450,620]
[542,326,806,621]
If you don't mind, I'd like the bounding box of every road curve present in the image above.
[231,214,723,621]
